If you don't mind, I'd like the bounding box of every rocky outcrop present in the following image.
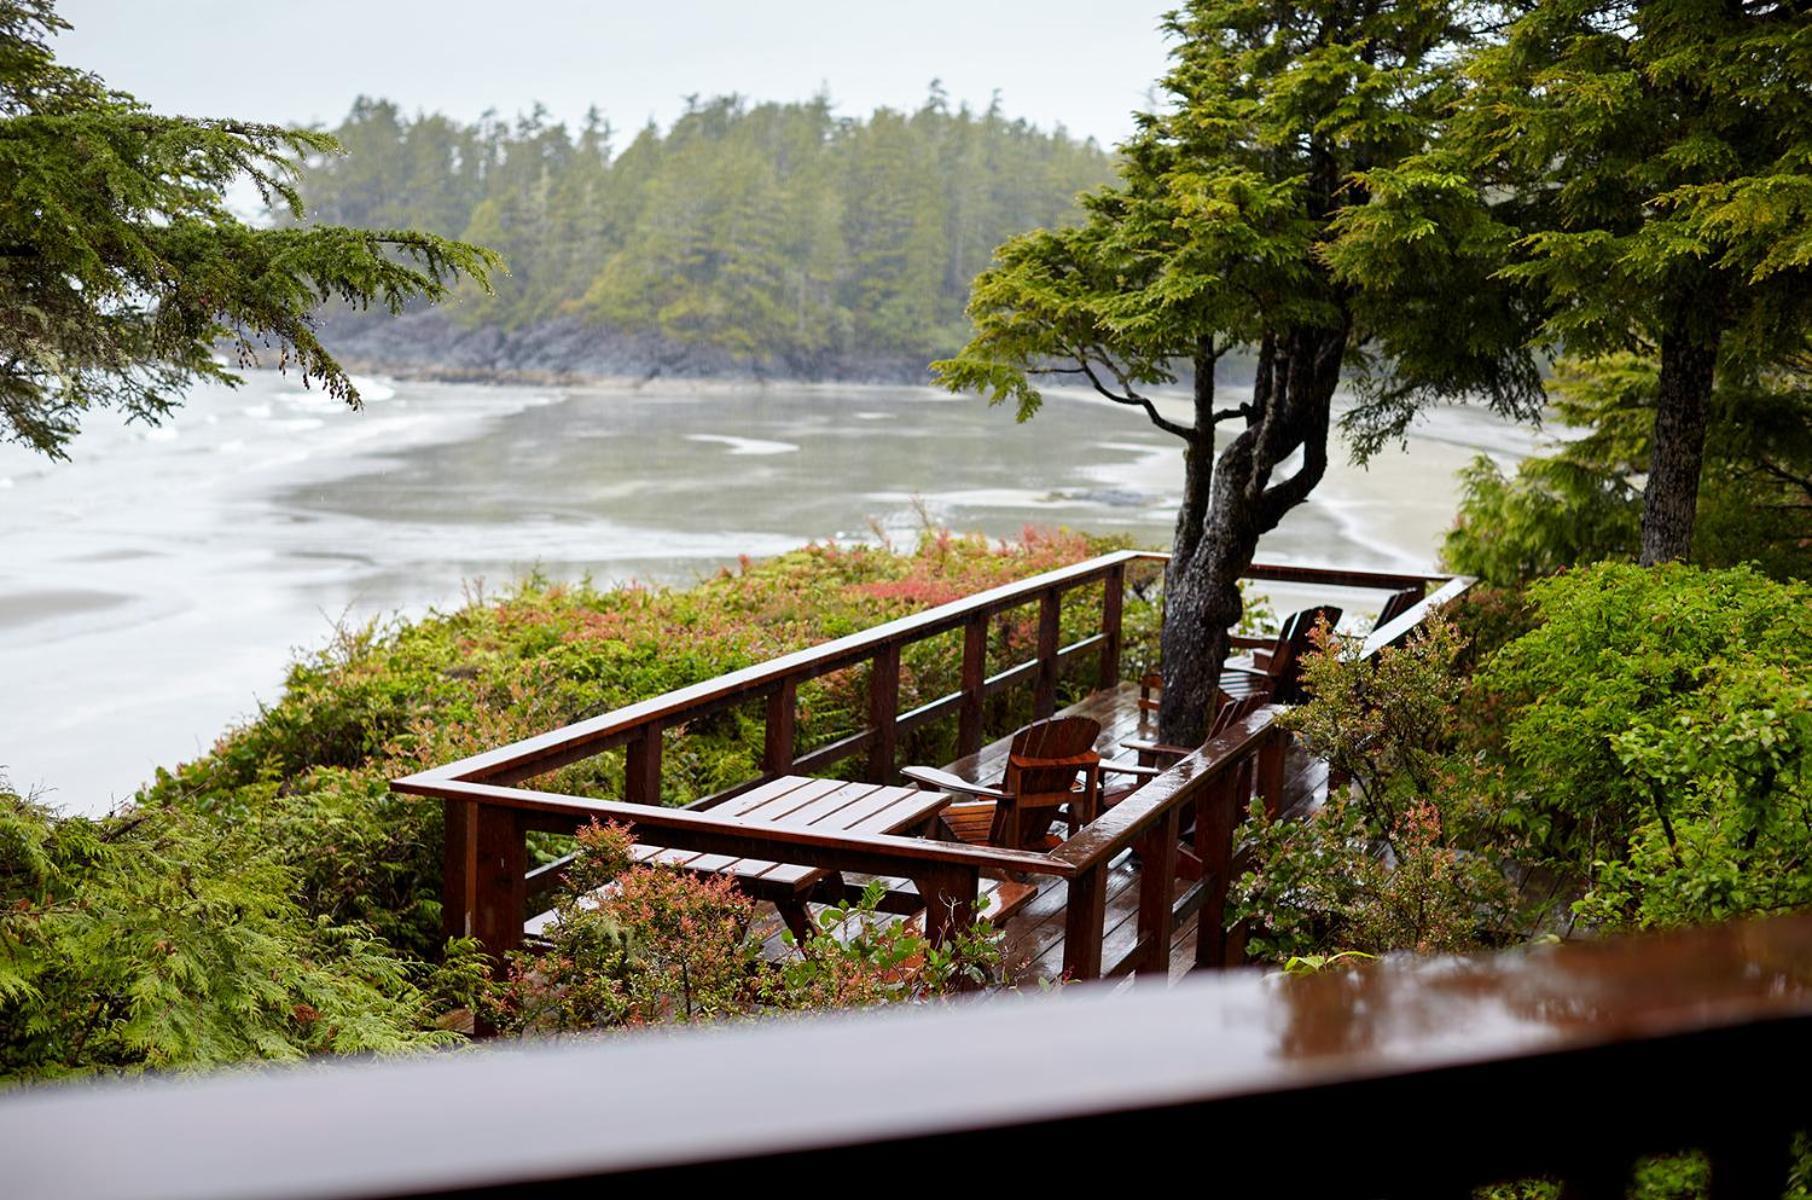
[317,310,940,387]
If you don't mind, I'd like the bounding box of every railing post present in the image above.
[867,642,901,783]
[958,613,987,757]
[1062,865,1107,981]
[626,721,663,806]
[1098,563,1124,690]
[764,678,797,776]
[1034,588,1061,718]
[1133,805,1180,976]
[1258,727,1286,819]
[442,796,477,942]
[1194,771,1239,970]
[472,802,527,967]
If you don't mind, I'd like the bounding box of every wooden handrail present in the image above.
[401,549,1161,787]
[1051,707,1283,876]
[15,916,1811,1200]
[1053,707,1287,980]
[406,777,1074,879]
[397,551,1457,789]
[1239,561,1444,590]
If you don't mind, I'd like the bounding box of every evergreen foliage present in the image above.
[0,788,459,1079]
[0,0,498,458]
[292,91,1115,363]
[1427,0,1812,563]
[1445,355,1812,584]
[934,0,1542,743]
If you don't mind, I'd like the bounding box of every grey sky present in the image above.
[55,1,1171,149]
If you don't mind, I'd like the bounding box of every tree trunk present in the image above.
[1156,326,1343,745]
[1639,325,1720,565]
[1157,500,1252,745]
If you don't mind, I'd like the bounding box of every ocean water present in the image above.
[0,371,1542,812]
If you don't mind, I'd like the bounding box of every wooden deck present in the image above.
[396,550,1455,1004]
[740,681,1330,983]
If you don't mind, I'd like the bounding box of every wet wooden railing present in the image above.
[393,551,1468,978]
[12,915,1811,1199]
[1051,706,1288,978]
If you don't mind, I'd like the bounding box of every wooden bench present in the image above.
[530,775,966,941]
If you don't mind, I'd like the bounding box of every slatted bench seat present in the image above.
[529,775,955,941]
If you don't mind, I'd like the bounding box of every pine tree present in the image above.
[0,1,498,457]
[937,0,1542,743]
[1448,0,1812,564]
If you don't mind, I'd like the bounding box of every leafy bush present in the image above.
[485,822,1007,1035]
[1235,618,1518,960]
[485,823,758,1032]
[1478,563,1812,930]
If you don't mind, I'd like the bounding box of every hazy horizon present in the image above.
[54,1,1170,149]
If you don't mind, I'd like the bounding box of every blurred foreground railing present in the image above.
[7,916,1812,1199]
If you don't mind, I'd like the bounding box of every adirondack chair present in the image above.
[1222,604,1343,705]
[1372,585,1424,631]
[901,716,1153,851]
[1137,604,1344,728]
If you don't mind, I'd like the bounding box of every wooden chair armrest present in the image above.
[1120,738,1193,759]
[899,765,1008,801]
[1007,751,1100,770]
[1099,760,1161,779]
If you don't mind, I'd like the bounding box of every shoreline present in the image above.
[313,309,1255,395]
[317,310,945,393]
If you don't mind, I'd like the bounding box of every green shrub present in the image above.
[0,788,457,1081]
[1235,617,1518,960]
[485,822,1007,1035]
[1480,563,1812,930]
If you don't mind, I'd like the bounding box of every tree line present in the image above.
[291,91,1116,365]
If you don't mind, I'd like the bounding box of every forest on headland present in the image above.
[296,92,1117,382]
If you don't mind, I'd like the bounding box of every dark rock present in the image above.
[315,310,940,388]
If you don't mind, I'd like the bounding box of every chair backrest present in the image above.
[1004,716,1102,803]
[1267,605,1342,703]
[1374,586,1424,631]
[1210,690,1267,737]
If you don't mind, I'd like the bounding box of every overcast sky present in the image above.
[54,1,1172,149]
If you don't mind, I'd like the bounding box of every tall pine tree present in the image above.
[938,0,1541,743]
[1450,0,1812,564]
